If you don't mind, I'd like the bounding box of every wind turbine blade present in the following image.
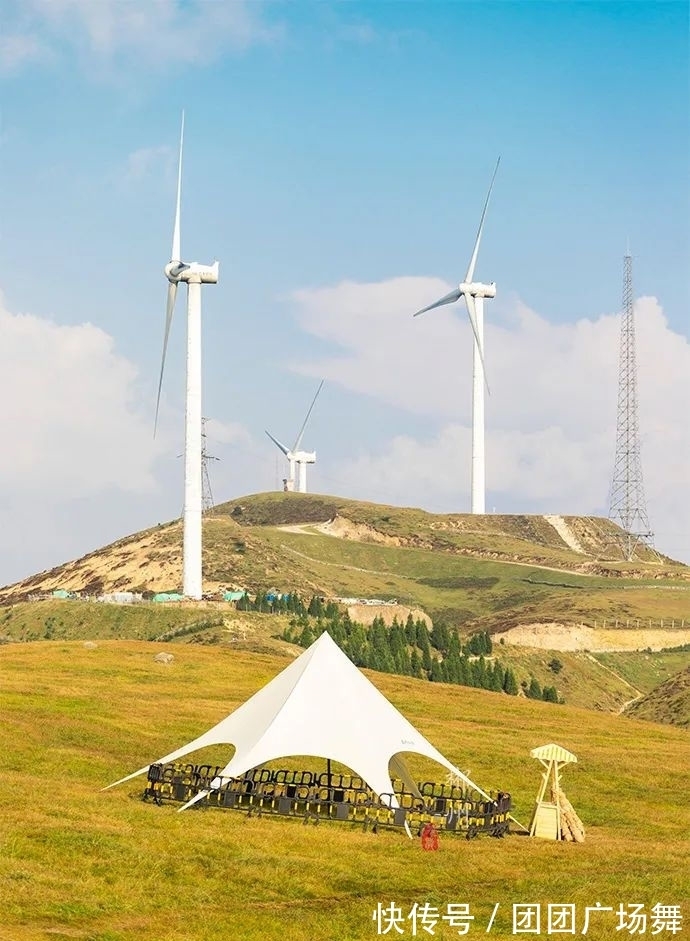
[171,111,184,262]
[154,281,178,435]
[413,288,462,317]
[464,294,490,394]
[265,430,291,456]
[292,379,324,452]
[464,156,500,284]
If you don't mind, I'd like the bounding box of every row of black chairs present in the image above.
[143,762,512,837]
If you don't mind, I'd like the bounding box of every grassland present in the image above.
[1,491,688,729]
[0,640,688,941]
[592,650,690,695]
[624,667,690,729]
[2,598,690,715]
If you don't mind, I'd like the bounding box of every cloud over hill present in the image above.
[290,278,690,562]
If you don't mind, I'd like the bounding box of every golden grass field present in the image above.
[1,640,688,941]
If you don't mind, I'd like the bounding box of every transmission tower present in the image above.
[607,251,654,561]
[201,417,219,513]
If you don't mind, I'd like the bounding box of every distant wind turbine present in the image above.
[266,380,324,493]
[154,113,219,599]
[413,157,500,515]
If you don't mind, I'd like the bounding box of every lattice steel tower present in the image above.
[201,417,219,513]
[608,251,654,560]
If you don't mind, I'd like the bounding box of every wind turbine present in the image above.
[265,380,324,493]
[413,157,500,515]
[155,113,219,600]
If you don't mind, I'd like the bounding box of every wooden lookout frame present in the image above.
[529,743,583,842]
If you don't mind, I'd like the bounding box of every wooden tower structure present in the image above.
[529,743,584,842]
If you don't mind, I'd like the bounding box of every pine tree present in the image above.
[430,618,451,653]
[503,668,518,696]
[472,655,490,689]
[490,662,504,692]
[456,655,469,686]
[466,630,492,656]
[448,630,462,658]
[328,618,345,646]
[347,623,368,666]
[528,677,542,700]
[445,653,461,684]
[299,624,314,647]
[430,658,444,682]
[416,623,432,672]
[370,617,395,673]
[389,621,407,667]
[405,613,417,645]
[410,648,422,678]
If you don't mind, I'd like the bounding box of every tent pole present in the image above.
[327,758,332,793]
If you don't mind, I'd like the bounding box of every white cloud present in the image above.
[291,276,468,419]
[4,0,280,74]
[0,292,160,498]
[0,289,259,584]
[290,278,690,562]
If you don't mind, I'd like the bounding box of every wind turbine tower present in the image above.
[414,158,500,514]
[608,249,654,561]
[266,380,324,493]
[155,113,219,599]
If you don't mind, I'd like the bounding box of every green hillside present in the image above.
[0,640,688,941]
[1,492,688,723]
[624,666,690,729]
[2,494,688,632]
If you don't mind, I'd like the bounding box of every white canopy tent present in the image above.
[105,630,491,810]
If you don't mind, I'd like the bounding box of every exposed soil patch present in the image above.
[317,515,402,546]
[495,622,690,652]
[345,604,431,628]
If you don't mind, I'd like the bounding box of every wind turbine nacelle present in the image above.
[294,450,316,464]
[460,281,496,299]
[186,261,220,284]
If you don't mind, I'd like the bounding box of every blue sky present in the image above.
[0,0,688,582]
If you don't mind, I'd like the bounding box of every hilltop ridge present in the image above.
[1,493,687,641]
[1,491,686,603]
[0,492,688,722]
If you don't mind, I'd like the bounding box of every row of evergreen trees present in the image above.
[282,598,561,703]
[286,613,517,693]
[232,590,562,703]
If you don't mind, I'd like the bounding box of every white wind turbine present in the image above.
[155,113,219,600]
[413,157,500,515]
[265,380,324,493]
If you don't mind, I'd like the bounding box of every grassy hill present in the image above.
[1,493,688,616]
[1,492,688,722]
[0,639,688,941]
[624,666,690,729]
